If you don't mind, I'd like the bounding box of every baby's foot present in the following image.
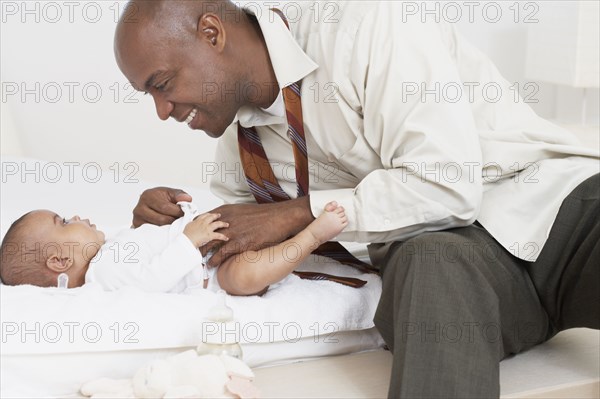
[305,201,348,245]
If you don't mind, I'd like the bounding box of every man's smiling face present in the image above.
[114,2,244,138]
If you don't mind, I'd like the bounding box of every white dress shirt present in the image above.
[211,1,599,261]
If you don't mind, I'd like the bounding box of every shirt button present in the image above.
[384,219,391,226]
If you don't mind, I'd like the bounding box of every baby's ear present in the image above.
[46,255,73,273]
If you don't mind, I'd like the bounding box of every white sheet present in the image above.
[0,156,384,397]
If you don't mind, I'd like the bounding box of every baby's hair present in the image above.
[0,213,57,287]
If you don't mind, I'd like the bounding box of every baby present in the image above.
[0,201,348,296]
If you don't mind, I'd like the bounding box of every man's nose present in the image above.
[152,93,174,121]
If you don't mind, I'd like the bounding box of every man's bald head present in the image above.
[115,0,238,64]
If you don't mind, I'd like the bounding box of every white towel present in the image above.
[1,255,381,354]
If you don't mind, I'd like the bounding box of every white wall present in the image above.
[454,1,599,124]
[0,101,23,156]
[1,1,598,188]
[1,0,216,188]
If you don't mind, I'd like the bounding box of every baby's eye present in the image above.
[62,218,67,224]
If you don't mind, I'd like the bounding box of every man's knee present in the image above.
[381,228,485,285]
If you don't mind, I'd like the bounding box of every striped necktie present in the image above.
[237,10,378,288]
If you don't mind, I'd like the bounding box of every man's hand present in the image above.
[132,187,192,228]
[201,196,315,267]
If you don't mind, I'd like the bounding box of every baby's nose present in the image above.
[72,216,81,221]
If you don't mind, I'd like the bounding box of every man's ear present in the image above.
[46,255,73,273]
[198,13,226,51]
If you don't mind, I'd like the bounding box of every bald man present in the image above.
[114,1,600,397]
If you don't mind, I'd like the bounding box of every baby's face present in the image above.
[27,210,106,244]
[24,210,106,286]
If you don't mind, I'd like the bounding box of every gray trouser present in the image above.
[372,174,600,398]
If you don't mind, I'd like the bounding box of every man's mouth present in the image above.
[185,108,198,126]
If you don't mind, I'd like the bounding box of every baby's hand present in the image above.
[183,213,229,248]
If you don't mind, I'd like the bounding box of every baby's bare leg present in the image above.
[218,254,269,296]
[217,202,348,296]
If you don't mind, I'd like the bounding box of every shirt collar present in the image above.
[235,6,318,128]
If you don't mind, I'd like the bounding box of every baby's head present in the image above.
[0,210,105,288]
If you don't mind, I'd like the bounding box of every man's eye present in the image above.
[155,81,169,92]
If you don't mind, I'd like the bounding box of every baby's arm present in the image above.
[217,202,347,296]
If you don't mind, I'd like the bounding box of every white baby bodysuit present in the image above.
[85,202,216,293]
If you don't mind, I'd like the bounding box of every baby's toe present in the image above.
[324,201,338,212]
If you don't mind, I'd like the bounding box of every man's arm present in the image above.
[202,196,314,267]
[307,4,483,244]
